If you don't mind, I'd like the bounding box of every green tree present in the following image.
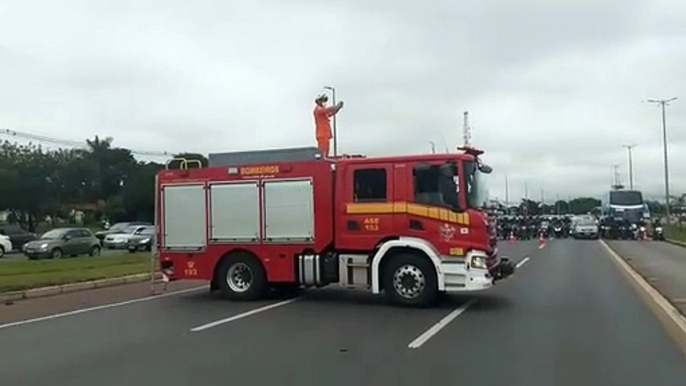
[166,152,208,169]
[77,136,137,202]
[122,161,164,222]
[568,197,601,215]
[0,142,61,231]
[646,200,665,215]
[553,200,569,214]
[519,199,541,215]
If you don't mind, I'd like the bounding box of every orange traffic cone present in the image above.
[509,232,516,244]
[538,234,546,249]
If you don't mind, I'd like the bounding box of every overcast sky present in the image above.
[1,0,685,202]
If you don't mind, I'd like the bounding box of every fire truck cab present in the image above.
[156,147,514,307]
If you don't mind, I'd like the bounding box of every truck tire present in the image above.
[217,252,267,301]
[382,252,438,308]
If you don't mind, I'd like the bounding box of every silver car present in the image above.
[24,228,101,260]
[572,216,599,239]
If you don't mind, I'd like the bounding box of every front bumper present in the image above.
[103,240,127,249]
[574,232,598,239]
[25,249,51,259]
[440,256,515,293]
[127,242,150,251]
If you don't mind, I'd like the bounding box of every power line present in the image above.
[0,128,179,158]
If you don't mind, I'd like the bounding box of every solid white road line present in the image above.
[516,257,530,269]
[190,298,297,332]
[0,286,206,331]
[407,299,476,349]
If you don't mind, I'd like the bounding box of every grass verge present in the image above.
[0,253,151,293]
[665,224,686,244]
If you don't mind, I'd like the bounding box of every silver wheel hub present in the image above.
[393,264,426,299]
[227,262,252,293]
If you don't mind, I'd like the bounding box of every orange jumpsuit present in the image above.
[313,105,337,156]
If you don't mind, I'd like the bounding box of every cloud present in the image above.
[0,0,684,200]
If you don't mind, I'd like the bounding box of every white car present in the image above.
[103,225,153,249]
[572,216,599,239]
[0,234,12,258]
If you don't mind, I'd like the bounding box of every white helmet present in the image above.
[315,93,329,103]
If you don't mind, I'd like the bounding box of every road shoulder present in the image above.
[601,240,686,358]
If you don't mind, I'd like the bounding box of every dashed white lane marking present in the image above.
[190,298,297,332]
[0,286,206,331]
[516,257,530,269]
[408,299,476,349]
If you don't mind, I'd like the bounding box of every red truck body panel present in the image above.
[156,151,493,284]
[157,159,334,283]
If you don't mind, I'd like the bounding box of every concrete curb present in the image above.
[1,272,162,303]
[666,239,686,248]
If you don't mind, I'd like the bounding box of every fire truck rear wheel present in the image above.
[382,252,438,308]
[217,252,267,301]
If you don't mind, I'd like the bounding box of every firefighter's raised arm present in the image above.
[326,101,344,116]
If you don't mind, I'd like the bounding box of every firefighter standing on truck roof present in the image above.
[313,93,343,156]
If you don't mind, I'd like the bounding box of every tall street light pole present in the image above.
[505,175,509,208]
[647,97,677,222]
[622,144,637,189]
[323,86,337,157]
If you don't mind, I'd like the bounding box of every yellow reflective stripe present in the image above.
[345,203,394,214]
[346,202,469,225]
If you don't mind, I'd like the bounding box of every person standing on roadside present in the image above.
[313,93,343,157]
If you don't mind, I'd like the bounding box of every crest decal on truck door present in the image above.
[439,223,456,242]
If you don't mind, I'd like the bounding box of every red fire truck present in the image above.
[155,146,514,307]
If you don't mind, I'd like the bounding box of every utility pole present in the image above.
[524,181,529,216]
[622,144,637,189]
[505,175,509,208]
[647,97,677,222]
[323,86,337,157]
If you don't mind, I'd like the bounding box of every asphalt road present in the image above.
[1,239,686,386]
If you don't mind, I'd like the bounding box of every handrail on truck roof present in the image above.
[165,158,203,170]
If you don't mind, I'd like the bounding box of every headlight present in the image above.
[139,238,150,244]
[656,227,663,232]
[40,243,49,249]
[640,226,646,232]
[470,255,488,270]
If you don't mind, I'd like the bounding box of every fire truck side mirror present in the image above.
[478,163,492,174]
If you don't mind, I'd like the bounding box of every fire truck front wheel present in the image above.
[382,253,438,308]
[217,252,267,301]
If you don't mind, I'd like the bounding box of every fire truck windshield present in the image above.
[414,162,459,210]
[465,161,488,209]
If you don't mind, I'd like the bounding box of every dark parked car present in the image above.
[94,221,150,242]
[127,226,156,253]
[24,228,101,260]
[0,225,38,251]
